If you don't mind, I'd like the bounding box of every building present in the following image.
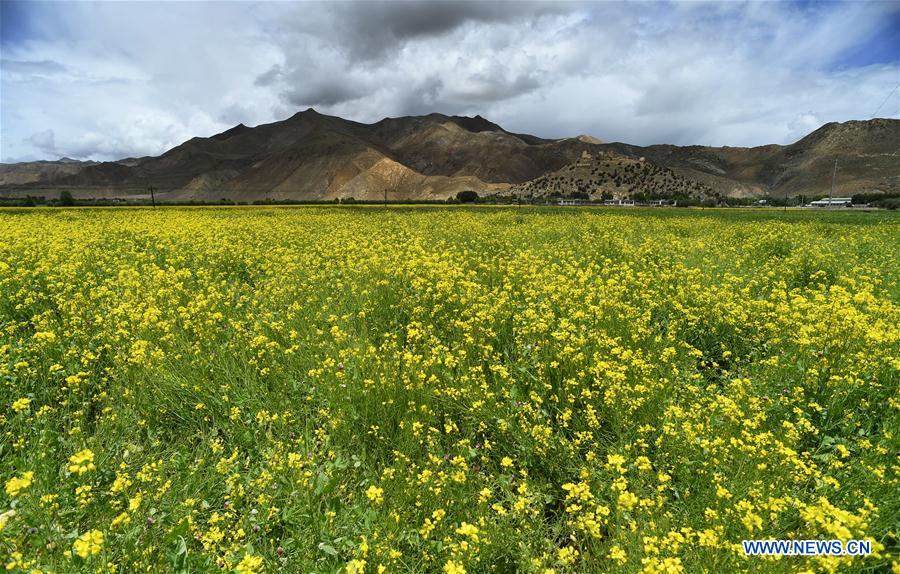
[558,198,588,206]
[576,151,593,167]
[809,197,852,208]
[603,199,635,206]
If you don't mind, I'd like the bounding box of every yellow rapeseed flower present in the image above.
[609,545,627,564]
[235,554,264,574]
[4,471,34,497]
[11,398,31,413]
[68,449,96,475]
[365,485,384,505]
[72,529,103,558]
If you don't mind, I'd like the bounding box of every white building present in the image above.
[809,197,852,208]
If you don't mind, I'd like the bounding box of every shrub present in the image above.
[456,190,479,203]
[58,190,75,206]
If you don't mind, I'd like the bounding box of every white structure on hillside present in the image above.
[575,151,593,167]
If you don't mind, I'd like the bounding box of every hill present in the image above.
[507,151,714,202]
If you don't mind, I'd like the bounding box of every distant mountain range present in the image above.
[1,110,897,202]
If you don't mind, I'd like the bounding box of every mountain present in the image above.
[1,111,897,202]
[0,158,98,186]
[620,118,900,198]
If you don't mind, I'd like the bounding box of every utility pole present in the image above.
[148,185,156,208]
[829,158,838,207]
[384,186,387,207]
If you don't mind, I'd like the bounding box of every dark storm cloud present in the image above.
[450,71,542,103]
[396,76,452,117]
[283,79,367,107]
[259,1,573,121]
[324,1,577,60]
[254,65,283,87]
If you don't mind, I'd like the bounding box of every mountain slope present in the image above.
[0,109,591,201]
[624,119,900,198]
[0,158,98,186]
[1,112,897,201]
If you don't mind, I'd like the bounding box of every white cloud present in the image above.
[1,0,897,162]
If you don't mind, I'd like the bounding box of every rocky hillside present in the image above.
[507,151,713,201]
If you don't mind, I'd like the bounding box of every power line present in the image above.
[871,83,899,118]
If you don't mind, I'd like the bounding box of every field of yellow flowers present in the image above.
[1,206,897,573]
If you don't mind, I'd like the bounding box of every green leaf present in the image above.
[318,542,338,556]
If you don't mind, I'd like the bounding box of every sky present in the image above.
[1,0,898,162]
